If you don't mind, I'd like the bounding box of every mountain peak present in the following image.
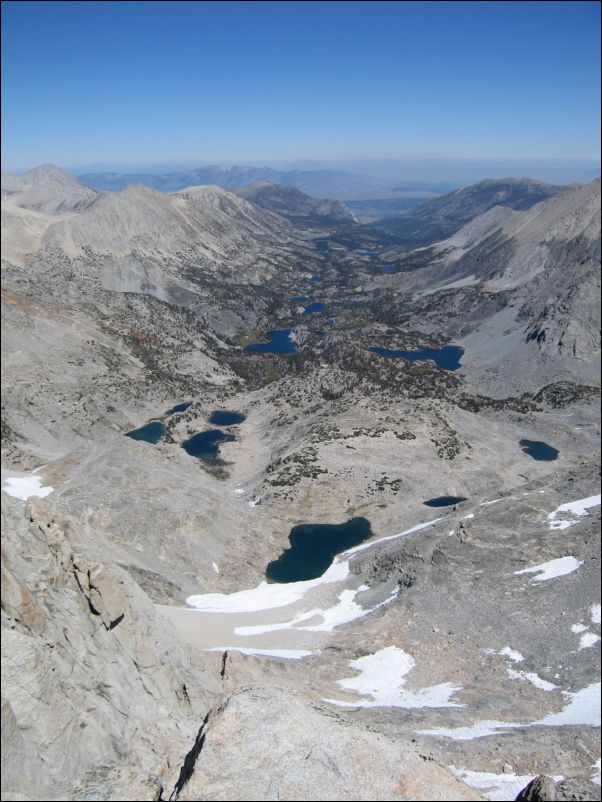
[1,163,96,213]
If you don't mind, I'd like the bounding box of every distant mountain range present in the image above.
[76,164,433,202]
[373,177,567,244]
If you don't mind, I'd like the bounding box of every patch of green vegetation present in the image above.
[238,330,262,347]
[532,382,600,409]
[264,363,280,382]
[198,463,230,481]
[457,394,540,414]
[266,446,329,486]
[0,416,16,445]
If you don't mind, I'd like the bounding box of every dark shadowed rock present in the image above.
[515,774,557,801]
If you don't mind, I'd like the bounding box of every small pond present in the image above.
[423,496,467,508]
[290,295,309,303]
[303,302,326,315]
[266,517,372,583]
[244,329,297,355]
[370,344,464,371]
[166,402,192,415]
[376,264,397,273]
[519,439,559,461]
[182,429,235,463]
[209,410,246,426]
[126,421,165,444]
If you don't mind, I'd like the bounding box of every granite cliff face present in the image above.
[1,167,600,801]
[176,685,482,801]
[1,494,219,800]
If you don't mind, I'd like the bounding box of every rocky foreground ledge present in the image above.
[1,458,600,800]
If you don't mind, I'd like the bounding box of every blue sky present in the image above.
[1,1,600,173]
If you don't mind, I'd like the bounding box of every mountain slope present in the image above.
[371,178,600,393]
[232,180,357,225]
[1,164,97,213]
[374,177,566,244]
[0,166,322,465]
[41,182,293,262]
[1,170,311,304]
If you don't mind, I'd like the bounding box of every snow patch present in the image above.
[418,720,519,740]
[591,604,601,625]
[212,562,220,574]
[578,632,601,650]
[506,669,558,692]
[450,767,563,802]
[344,517,443,556]
[418,682,601,740]
[571,623,588,634]
[536,682,601,727]
[207,646,313,659]
[592,758,601,786]
[235,586,399,636]
[324,646,463,709]
[186,559,349,613]
[548,494,601,530]
[2,475,54,501]
[499,647,524,663]
[514,556,583,582]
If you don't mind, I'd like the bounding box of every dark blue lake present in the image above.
[370,344,464,371]
[126,421,165,444]
[303,302,326,315]
[166,402,191,415]
[376,264,397,273]
[357,249,379,256]
[290,295,309,303]
[244,329,297,355]
[266,517,372,583]
[209,410,246,426]
[519,439,559,461]
[423,496,467,508]
[182,429,235,463]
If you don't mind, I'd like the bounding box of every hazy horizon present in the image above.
[2,1,600,177]
[3,157,600,190]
